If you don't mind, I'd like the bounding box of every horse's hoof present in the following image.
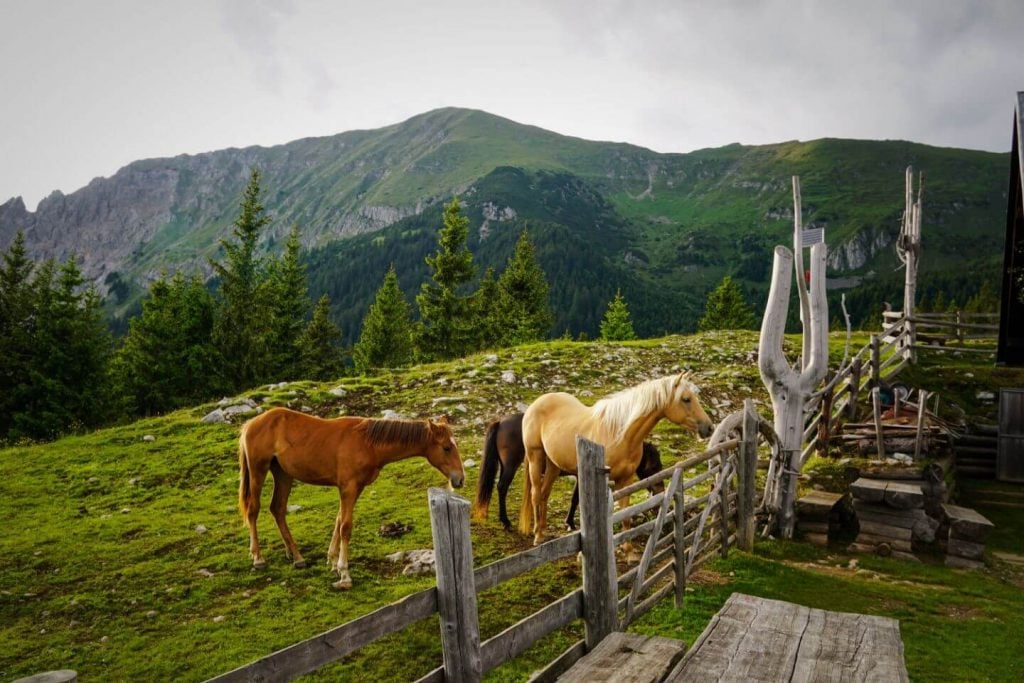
[293,559,307,569]
[332,578,353,590]
[252,559,267,570]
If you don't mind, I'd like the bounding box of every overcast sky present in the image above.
[2,0,1022,209]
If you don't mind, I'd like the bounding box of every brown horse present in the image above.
[520,373,713,545]
[473,412,664,531]
[238,407,464,589]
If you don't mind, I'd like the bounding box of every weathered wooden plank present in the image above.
[853,501,922,528]
[945,554,985,570]
[627,581,677,625]
[673,474,686,608]
[527,640,587,683]
[667,593,809,681]
[557,632,686,683]
[796,490,845,520]
[884,482,924,510]
[619,547,673,587]
[850,477,888,503]
[480,589,583,673]
[411,666,444,683]
[853,532,913,553]
[612,492,665,524]
[792,603,909,682]
[577,437,617,650]
[475,532,581,592]
[942,504,994,541]
[857,519,913,541]
[428,488,481,682]
[666,593,909,682]
[207,586,438,682]
[947,538,985,561]
[797,521,830,534]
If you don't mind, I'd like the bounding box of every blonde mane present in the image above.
[591,374,697,439]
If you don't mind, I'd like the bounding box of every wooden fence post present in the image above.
[736,399,758,552]
[871,387,887,460]
[673,475,686,608]
[576,437,617,649]
[428,488,481,682]
[847,357,862,421]
[718,462,730,558]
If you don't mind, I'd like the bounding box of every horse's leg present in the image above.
[246,463,270,569]
[332,483,360,590]
[327,508,342,568]
[497,459,517,531]
[533,457,561,545]
[269,464,306,568]
[565,481,579,531]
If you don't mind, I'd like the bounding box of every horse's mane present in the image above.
[591,375,697,439]
[364,418,431,447]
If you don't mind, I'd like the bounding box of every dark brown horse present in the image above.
[238,407,464,589]
[472,413,664,531]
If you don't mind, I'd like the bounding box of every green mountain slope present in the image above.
[0,108,1008,337]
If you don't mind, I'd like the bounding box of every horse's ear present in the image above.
[436,414,450,425]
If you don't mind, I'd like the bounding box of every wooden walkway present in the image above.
[557,593,908,683]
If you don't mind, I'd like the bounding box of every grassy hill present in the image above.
[2,331,1023,681]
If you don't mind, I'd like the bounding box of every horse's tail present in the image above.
[518,459,534,534]
[238,422,252,525]
[473,419,502,520]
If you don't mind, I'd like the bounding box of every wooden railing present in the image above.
[800,318,912,464]
[207,413,761,683]
[883,310,998,355]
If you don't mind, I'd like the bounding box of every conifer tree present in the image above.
[265,224,309,378]
[599,289,637,341]
[473,267,502,350]
[0,232,36,436]
[354,265,415,372]
[298,295,344,380]
[416,197,477,360]
[697,276,758,331]
[494,230,553,345]
[212,167,273,390]
[113,272,223,415]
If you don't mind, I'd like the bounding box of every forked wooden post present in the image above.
[576,437,617,650]
[736,399,758,552]
[428,488,481,682]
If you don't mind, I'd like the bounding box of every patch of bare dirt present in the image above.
[940,604,983,620]
[688,568,729,587]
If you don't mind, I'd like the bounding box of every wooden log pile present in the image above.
[847,478,938,560]
[942,504,994,570]
[795,491,848,547]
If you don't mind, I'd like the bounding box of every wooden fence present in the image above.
[884,310,998,355]
[799,317,913,465]
[207,406,761,683]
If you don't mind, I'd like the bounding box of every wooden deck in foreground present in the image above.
[557,593,909,683]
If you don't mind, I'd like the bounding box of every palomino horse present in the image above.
[473,412,664,531]
[519,373,713,546]
[238,407,464,589]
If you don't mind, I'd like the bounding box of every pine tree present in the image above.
[697,276,758,331]
[494,230,553,345]
[298,295,344,380]
[0,233,36,437]
[354,265,415,373]
[599,290,637,341]
[932,290,948,314]
[265,224,309,379]
[212,167,273,390]
[113,272,223,415]
[473,267,502,350]
[416,197,477,360]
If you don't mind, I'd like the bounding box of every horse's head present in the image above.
[663,373,714,439]
[425,416,465,488]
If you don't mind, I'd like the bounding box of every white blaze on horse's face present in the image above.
[665,374,714,438]
[426,418,465,489]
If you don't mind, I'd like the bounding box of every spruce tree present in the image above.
[599,290,637,341]
[265,224,309,379]
[113,272,223,416]
[697,276,758,331]
[354,265,415,373]
[212,167,273,390]
[473,267,502,350]
[495,230,553,345]
[416,197,477,360]
[298,295,344,380]
[0,233,35,436]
